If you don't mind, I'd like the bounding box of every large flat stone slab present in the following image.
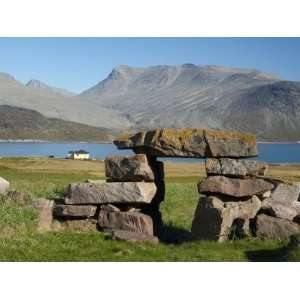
[98,210,154,235]
[54,204,97,218]
[205,158,265,177]
[198,176,274,198]
[114,128,258,158]
[65,182,157,205]
[191,195,261,242]
[105,154,155,181]
[256,214,300,239]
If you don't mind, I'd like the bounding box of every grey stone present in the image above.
[114,128,258,158]
[98,210,154,235]
[205,158,262,177]
[110,230,159,243]
[54,204,97,218]
[261,183,300,221]
[198,176,274,198]
[0,177,9,194]
[66,182,157,205]
[191,195,261,242]
[270,183,300,204]
[33,198,54,232]
[105,154,155,181]
[256,214,300,239]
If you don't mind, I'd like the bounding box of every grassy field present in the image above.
[0,157,299,261]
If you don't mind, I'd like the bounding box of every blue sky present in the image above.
[0,37,299,93]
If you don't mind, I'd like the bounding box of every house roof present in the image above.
[68,149,89,154]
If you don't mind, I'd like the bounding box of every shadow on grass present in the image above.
[160,224,194,244]
[245,246,288,262]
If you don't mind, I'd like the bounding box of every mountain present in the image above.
[0,73,131,129]
[0,105,115,142]
[26,79,75,97]
[79,64,300,141]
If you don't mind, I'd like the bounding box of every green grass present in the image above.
[0,158,298,261]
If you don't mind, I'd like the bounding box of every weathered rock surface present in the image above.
[66,182,157,205]
[33,198,54,232]
[191,195,261,242]
[198,176,274,198]
[105,154,155,181]
[54,204,97,218]
[100,204,120,212]
[98,210,154,235]
[260,183,300,221]
[270,183,300,204]
[110,229,159,243]
[205,158,262,177]
[0,177,9,194]
[256,214,300,239]
[114,128,258,158]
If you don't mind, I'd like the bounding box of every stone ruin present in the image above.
[50,128,300,242]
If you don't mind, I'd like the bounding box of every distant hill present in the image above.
[0,105,114,142]
[78,64,300,141]
[26,79,75,97]
[1,64,300,141]
[0,73,131,129]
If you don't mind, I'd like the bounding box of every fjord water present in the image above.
[0,142,299,163]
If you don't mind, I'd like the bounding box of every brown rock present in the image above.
[205,158,262,177]
[256,214,300,239]
[105,154,155,181]
[198,176,274,198]
[191,195,261,242]
[54,204,97,218]
[98,210,154,235]
[114,128,257,158]
[33,198,54,232]
[110,230,159,243]
[66,182,157,205]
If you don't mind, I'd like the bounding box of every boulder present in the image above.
[198,176,274,198]
[33,198,54,232]
[269,183,300,204]
[65,182,157,205]
[105,154,155,181]
[110,230,159,243]
[205,158,262,177]
[261,183,300,221]
[255,214,300,239]
[0,177,9,194]
[191,195,261,242]
[54,204,97,218]
[98,210,154,235]
[114,128,258,158]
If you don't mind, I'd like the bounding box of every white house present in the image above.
[67,150,90,160]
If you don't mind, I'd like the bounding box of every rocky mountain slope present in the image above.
[26,79,75,97]
[0,105,114,142]
[79,64,300,141]
[0,73,131,129]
